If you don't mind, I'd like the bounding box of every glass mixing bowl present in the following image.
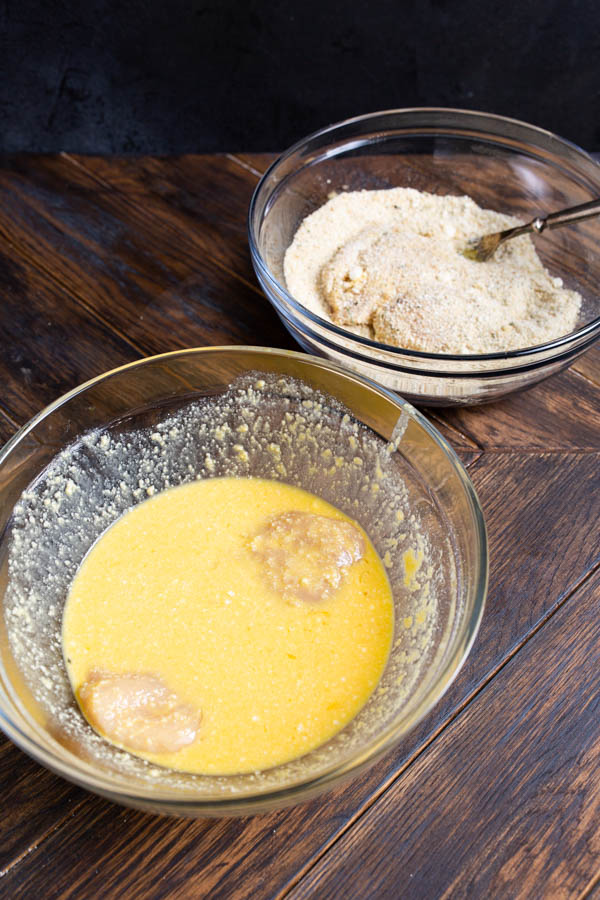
[248,108,600,405]
[0,347,486,815]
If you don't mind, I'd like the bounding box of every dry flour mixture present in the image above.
[284,188,581,354]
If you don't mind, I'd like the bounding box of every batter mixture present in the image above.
[63,477,394,775]
[284,187,582,354]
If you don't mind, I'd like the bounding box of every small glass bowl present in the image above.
[0,347,486,816]
[248,108,600,405]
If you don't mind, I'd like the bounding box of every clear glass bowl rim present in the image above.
[0,346,488,811]
[248,107,600,366]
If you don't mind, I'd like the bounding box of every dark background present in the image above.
[1,0,599,154]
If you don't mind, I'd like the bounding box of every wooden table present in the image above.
[1,153,599,900]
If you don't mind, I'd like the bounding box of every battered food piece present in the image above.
[284,188,582,354]
[250,510,365,604]
[78,671,201,753]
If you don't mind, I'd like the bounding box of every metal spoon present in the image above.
[463,197,600,262]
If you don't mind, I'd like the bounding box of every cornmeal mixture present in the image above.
[63,477,394,774]
[284,188,582,354]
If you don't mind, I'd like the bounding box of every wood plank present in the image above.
[288,567,600,900]
[65,152,262,285]
[0,739,86,875]
[580,870,600,899]
[0,153,483,464]
[4,452,599,899]
[0,155,292,356]
[572,343,600,387]
[436,368,600,451]
[448,447,482,469]
[0,240,144,870]
[0,237,140,424]
[417,451,600,693]
[67,153,259,237]
[422,409,483,466]
[74,152,584,465]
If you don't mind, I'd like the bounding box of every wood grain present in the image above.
[0,740,86,875]
[289,567,600,900]
[0,238,140,423]
[0,152,599,899]
[0,155,292,358]
[421,410,483,468]
[2,452,598,898]
[572,343,600,387]
[67,153,259,238]
[0,409,19,446]
[436,368,600,451]
[65,152,263,286]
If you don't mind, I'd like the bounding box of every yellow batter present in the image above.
[63,477,394,774]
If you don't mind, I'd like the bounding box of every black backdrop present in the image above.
[2,0,599,154]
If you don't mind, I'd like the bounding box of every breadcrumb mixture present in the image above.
[283,188,582,354]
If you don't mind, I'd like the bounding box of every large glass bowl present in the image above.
[0,347,486,816]
[248,108,600,405]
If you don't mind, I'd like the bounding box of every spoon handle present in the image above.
[534,197,600,233]
[464,196,600,262]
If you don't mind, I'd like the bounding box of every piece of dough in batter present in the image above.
[250,510,365,604]
[78,671,202,754]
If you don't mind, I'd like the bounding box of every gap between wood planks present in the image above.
[570,365,600,391]
[424,410,483,453]
[285,567,600,899]
[53,152,600,460]
[52,154,600,889]
[225,143,600,894]
[225,153,265,179]
[0,397,56,449]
